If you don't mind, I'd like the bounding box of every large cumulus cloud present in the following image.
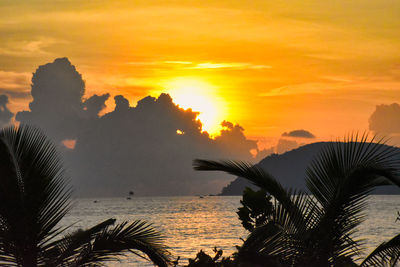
[16,58,86,142]
[16,58,112,143]
[369,103,400,134]
[71,93,258,196]
[17,58,258,196]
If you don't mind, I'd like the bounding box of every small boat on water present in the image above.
[126,190,134,200]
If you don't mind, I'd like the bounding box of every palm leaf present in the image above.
[69,220,171,267]
[194,136,400,266]
[193,160,308,231]
[42,218,116,266]
[305,135,400,263]
[193,160,316,265]
[360,233,400,267]
[0,125,171,267]
[0,125,72,266]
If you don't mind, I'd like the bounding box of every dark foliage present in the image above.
[361,232,400,266]
[237,187,274,232]
[181,247,236,267]
[194,134,400,266]
[0,125,170,266]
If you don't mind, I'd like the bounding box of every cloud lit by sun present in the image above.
[154,77,228,136]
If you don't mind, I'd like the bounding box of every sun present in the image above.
[158,77,228,135]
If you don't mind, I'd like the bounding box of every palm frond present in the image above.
[193,160,318,265]
[305,135,400,262]
[42,218,116,266]
[194,136,400,266]
[193,160,287,202]
[306,134,400,210]
[0,125,171,267]
[0,125,72,265]
[193,160,308,231]
[236,222,285,266]
[361,233,400,267]
[69,220,170,267]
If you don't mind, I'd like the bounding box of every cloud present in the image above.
[0,71,31,98]
[16,57,258,197]
[114,95,130,111]
[276,139,300,154]
[126,61,160,66]
[70,93,257,197]
[16,57,86,142]
[254,147,275,161]
[213,121,258,158]
[83,93,110,118]
[282,129,315,139]
[163,61,193,65]
[0,95,13,127]
[369,103,400,134]
[258,83,331,97]
[0,37,66,57]
[189,62,272,70]
[127,60,272,70]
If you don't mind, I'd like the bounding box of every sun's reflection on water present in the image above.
[62,195,400,266]
[63,196,246,266]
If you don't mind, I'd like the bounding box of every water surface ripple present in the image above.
[61,195,399,266]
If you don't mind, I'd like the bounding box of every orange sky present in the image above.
[1,0,400,149]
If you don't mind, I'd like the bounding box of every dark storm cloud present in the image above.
[83,93,110,118]
[70,93,258,196]
[16,57,85,142]
[369,103,400,134]
[114,95,130,111]
[0,95,13,127]
[282,129,315,139]
[16,57,258,196]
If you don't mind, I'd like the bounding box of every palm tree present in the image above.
[360,233,400,266]
[193,135,400,266]
[0,125,170,266]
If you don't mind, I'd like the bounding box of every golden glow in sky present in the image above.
[155,77,228,135]
[1,0,400,147]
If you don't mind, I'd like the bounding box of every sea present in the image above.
[61,195,400,266]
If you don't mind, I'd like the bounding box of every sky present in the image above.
[1,0,400,150]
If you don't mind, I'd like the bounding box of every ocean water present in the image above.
[61,195,400,266]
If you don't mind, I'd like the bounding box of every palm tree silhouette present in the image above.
[0,125,170,266]
[194,135,400,266]
[360,233,400,266]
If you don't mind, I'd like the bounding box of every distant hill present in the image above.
[220,142,400,195]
